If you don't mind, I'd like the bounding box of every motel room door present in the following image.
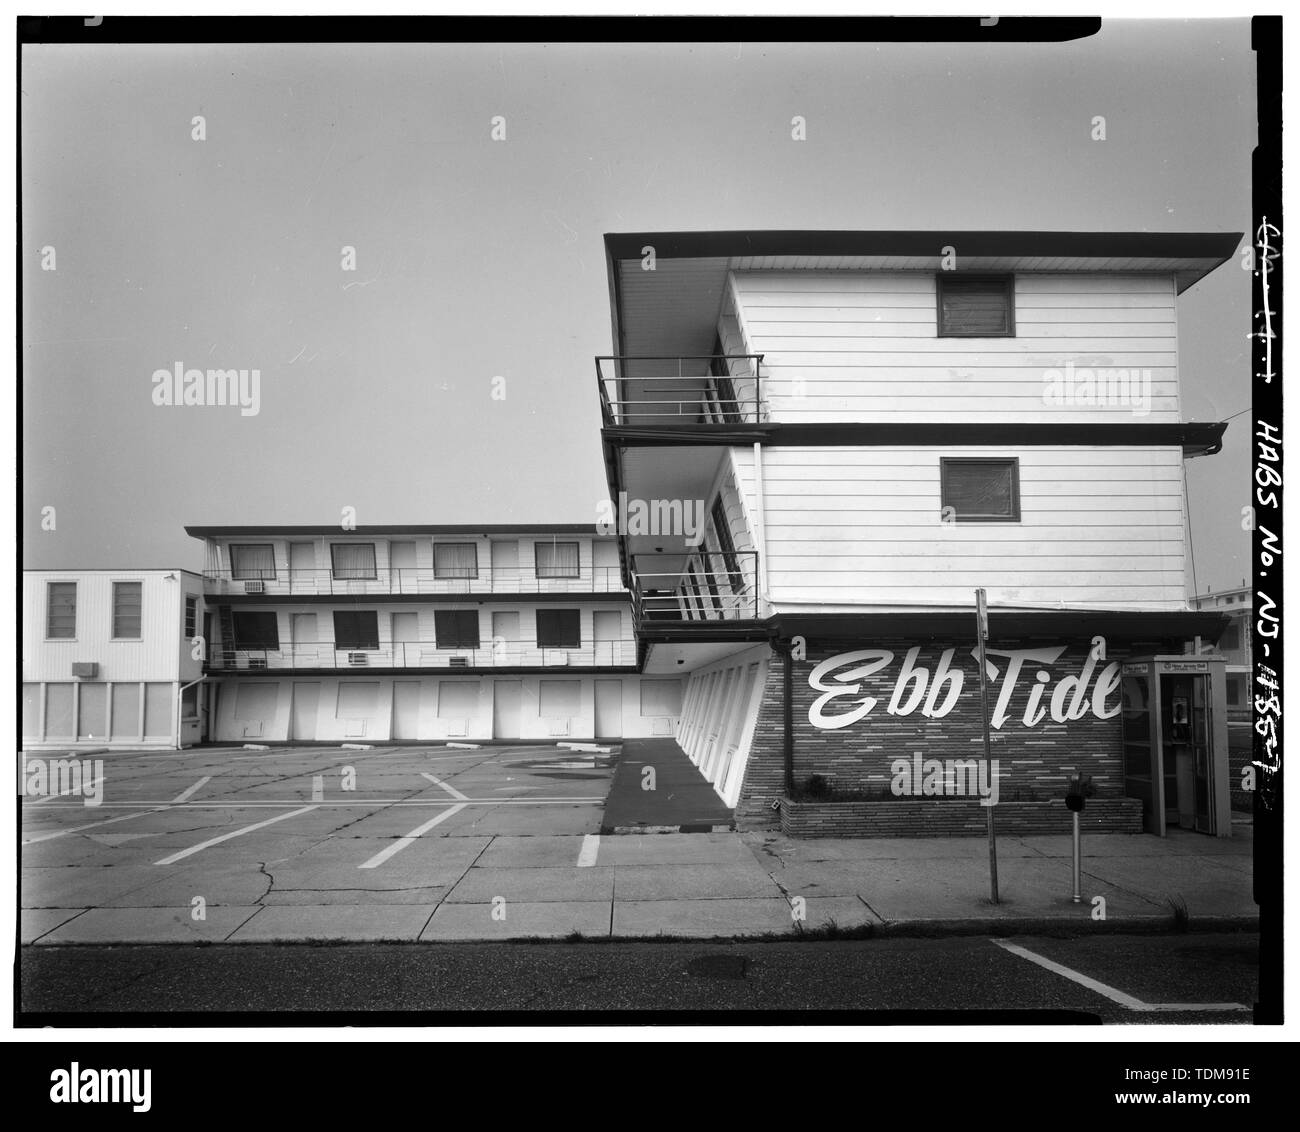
[594,679,623,740]
[493,680,522,740]
[290,683,320,742]
[392,681,421,741]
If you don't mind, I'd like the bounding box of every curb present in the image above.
[600,823,736,835]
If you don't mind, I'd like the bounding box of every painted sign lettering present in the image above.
[808,645,1123,731]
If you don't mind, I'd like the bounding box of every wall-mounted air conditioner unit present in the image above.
[448,656,469,668]
[243,580,265,594]
[71,662,98,678]
[247,657,268,670]
[546,718,571,737]
[551,653,570,666]
[347,652,369,666]
[447,719,469,738]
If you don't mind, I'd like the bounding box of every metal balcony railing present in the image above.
[207,640,637,671]
[203,565,626,598]
[630,550,760,624]
[596,355,766,427]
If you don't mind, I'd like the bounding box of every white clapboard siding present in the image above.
[732,270,1180,422]
[23,570,195,682]
[733,446,1188,610]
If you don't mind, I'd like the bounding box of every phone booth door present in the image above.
[1121,669,1162,835]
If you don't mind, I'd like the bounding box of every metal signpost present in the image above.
[975,588,999,904]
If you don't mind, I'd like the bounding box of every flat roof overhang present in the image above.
[767,608,1232,643]
[185,524,603,539]
[602,420,1230,458]
[604,229,1242,363]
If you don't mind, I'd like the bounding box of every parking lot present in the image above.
[21,743,796,944]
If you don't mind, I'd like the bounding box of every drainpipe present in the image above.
[175,675,207,751]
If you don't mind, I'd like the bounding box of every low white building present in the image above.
[22,568,208,750]
[187,524,684,744]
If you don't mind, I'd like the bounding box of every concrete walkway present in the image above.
[599,739,735,834]
[24,821,1256,945]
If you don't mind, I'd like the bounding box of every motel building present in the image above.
[594,229,1242,838]
[181,525,683,745]
[22,568,209,750]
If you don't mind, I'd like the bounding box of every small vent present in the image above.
[550,652,570,667]
[448,656,469,669]
[347,652,369,666]
[546,718,571,737]
[447,719,469,738]
[71,662,98,678]
[247,657,268,670]
[243,580,266,594]
[651,718,673,736]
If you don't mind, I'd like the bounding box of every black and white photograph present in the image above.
[10,7,1289,1080]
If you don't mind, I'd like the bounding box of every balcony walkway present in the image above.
[600,739,735,834]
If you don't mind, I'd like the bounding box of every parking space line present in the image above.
[421,772,469,801]
[170,776,212,804]
[577,834,600,867]
[358,803,469,869]
[154,805,320,866]
[992,940,1250,1013]
[22,806,172,845]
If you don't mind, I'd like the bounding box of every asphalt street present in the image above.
[20,932,1258,1022]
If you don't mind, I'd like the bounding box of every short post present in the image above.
[1071,809,1082,904]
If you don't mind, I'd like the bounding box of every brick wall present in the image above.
[780,797,1144,838]
[737,636,1150,832]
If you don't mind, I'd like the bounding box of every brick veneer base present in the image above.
[780,797,1145,838]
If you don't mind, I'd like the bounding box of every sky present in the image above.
[21,21,1256,593]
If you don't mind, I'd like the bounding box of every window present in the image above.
[333,611,379,650]
[231,611,280,649]
[707,335,741,423]
[46,582,76,638]
[435,610,480,649]
[536,609,581,648]
[640,679,684,716]
[434,542,479,579]
[1219,623,1241,652]
[112,582,143,639]
[937,275,1014,337]
[940,458,1021,522]
[184,595,198,638]
[181,683,199,719]
[331,543,377,579]
[535,541,580,578]
[710,497,744,590]
[229,544,276,580]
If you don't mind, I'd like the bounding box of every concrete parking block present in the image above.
[446,865,615,903]
[611,862,784,901]
[613,898,795,939]
[228,904,433,942]
[421,900,611,940]
[21,908,89,944]
[37,906,261,944]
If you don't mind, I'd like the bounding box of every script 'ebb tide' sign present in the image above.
[808,645,1122,731]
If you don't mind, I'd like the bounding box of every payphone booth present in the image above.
[1119,655,1231,837]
